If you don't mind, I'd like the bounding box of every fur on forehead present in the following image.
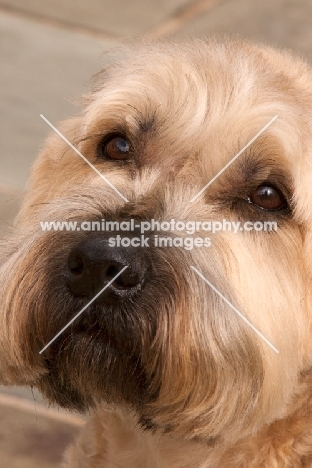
[76,40,309,166]
[83,38,311,123]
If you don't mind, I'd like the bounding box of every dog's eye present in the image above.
[248,184,287,211]
[98,135,131,161]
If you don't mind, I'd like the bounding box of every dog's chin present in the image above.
[37,301,158,413]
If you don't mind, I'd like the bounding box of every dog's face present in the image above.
[1,39,312,445]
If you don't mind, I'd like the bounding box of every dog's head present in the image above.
[1,38,312,444]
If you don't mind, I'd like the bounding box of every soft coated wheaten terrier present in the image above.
[1,38,312,467]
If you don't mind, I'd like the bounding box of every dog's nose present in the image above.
[66,234,150,304]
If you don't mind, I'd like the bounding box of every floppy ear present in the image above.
[0,115,83,384]
[17,116,82,224]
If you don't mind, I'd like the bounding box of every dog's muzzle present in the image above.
[66,231,150,304]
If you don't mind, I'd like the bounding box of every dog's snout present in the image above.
[66,234,150,304]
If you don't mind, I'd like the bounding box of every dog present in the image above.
[1,37,312,467]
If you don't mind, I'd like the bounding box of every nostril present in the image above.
[106,265,141,290]
[106,265,121,280]
[68,252,84,276]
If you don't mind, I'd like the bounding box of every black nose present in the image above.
[66,234,150,304]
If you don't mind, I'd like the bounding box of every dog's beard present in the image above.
[28,233,179,413]
[37,291,171,414]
